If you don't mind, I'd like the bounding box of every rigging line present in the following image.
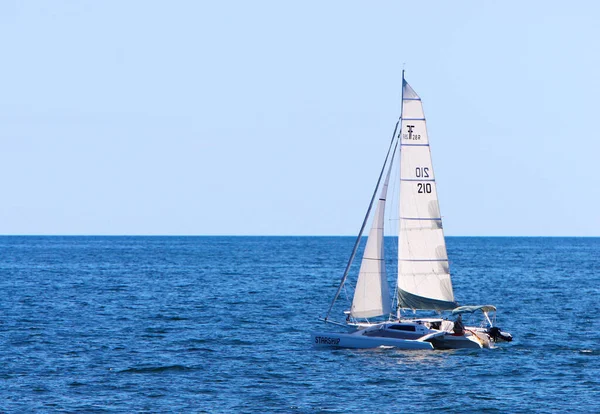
[342,283,350,303]
[324,92,404,321]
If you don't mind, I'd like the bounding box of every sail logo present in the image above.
[403,125,421,141]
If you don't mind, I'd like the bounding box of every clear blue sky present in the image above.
[1,1,598,236]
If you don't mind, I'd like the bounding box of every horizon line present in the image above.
[0,234,598,238]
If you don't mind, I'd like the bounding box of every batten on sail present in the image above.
[397,78,457,311]
[350,163,393,319]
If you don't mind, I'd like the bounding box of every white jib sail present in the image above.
[350,164,393,319]
[397,79,456,310]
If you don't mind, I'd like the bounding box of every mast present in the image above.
[393,70,405,317]
[324,73,405,322]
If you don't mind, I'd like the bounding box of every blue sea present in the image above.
[0,236,598,412]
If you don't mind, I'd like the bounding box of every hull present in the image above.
[312,321,490,350]
[311,331,434,350]
[428,333,485,349]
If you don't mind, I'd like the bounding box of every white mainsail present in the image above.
[397,79,457,310]
[350,165,393,318]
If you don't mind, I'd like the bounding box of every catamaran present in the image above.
[311,73,512,350]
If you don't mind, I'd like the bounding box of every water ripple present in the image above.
[0,236,598,412]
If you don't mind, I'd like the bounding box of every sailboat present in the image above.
[311,73,512,350]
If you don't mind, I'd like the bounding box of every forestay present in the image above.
[397,79,457,311]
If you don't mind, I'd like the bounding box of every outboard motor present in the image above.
[486,326,513,342]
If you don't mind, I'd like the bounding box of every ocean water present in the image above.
[0,236,598,413]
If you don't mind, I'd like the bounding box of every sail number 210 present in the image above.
[417,183,432,194]
[415,167,431,194]
[415,167,429,178]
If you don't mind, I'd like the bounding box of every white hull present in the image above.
[311,320,495,350]
[311,331,434,350]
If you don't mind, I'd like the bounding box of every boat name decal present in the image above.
[314,336,341,345]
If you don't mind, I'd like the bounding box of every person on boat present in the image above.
[453,314,465,335]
